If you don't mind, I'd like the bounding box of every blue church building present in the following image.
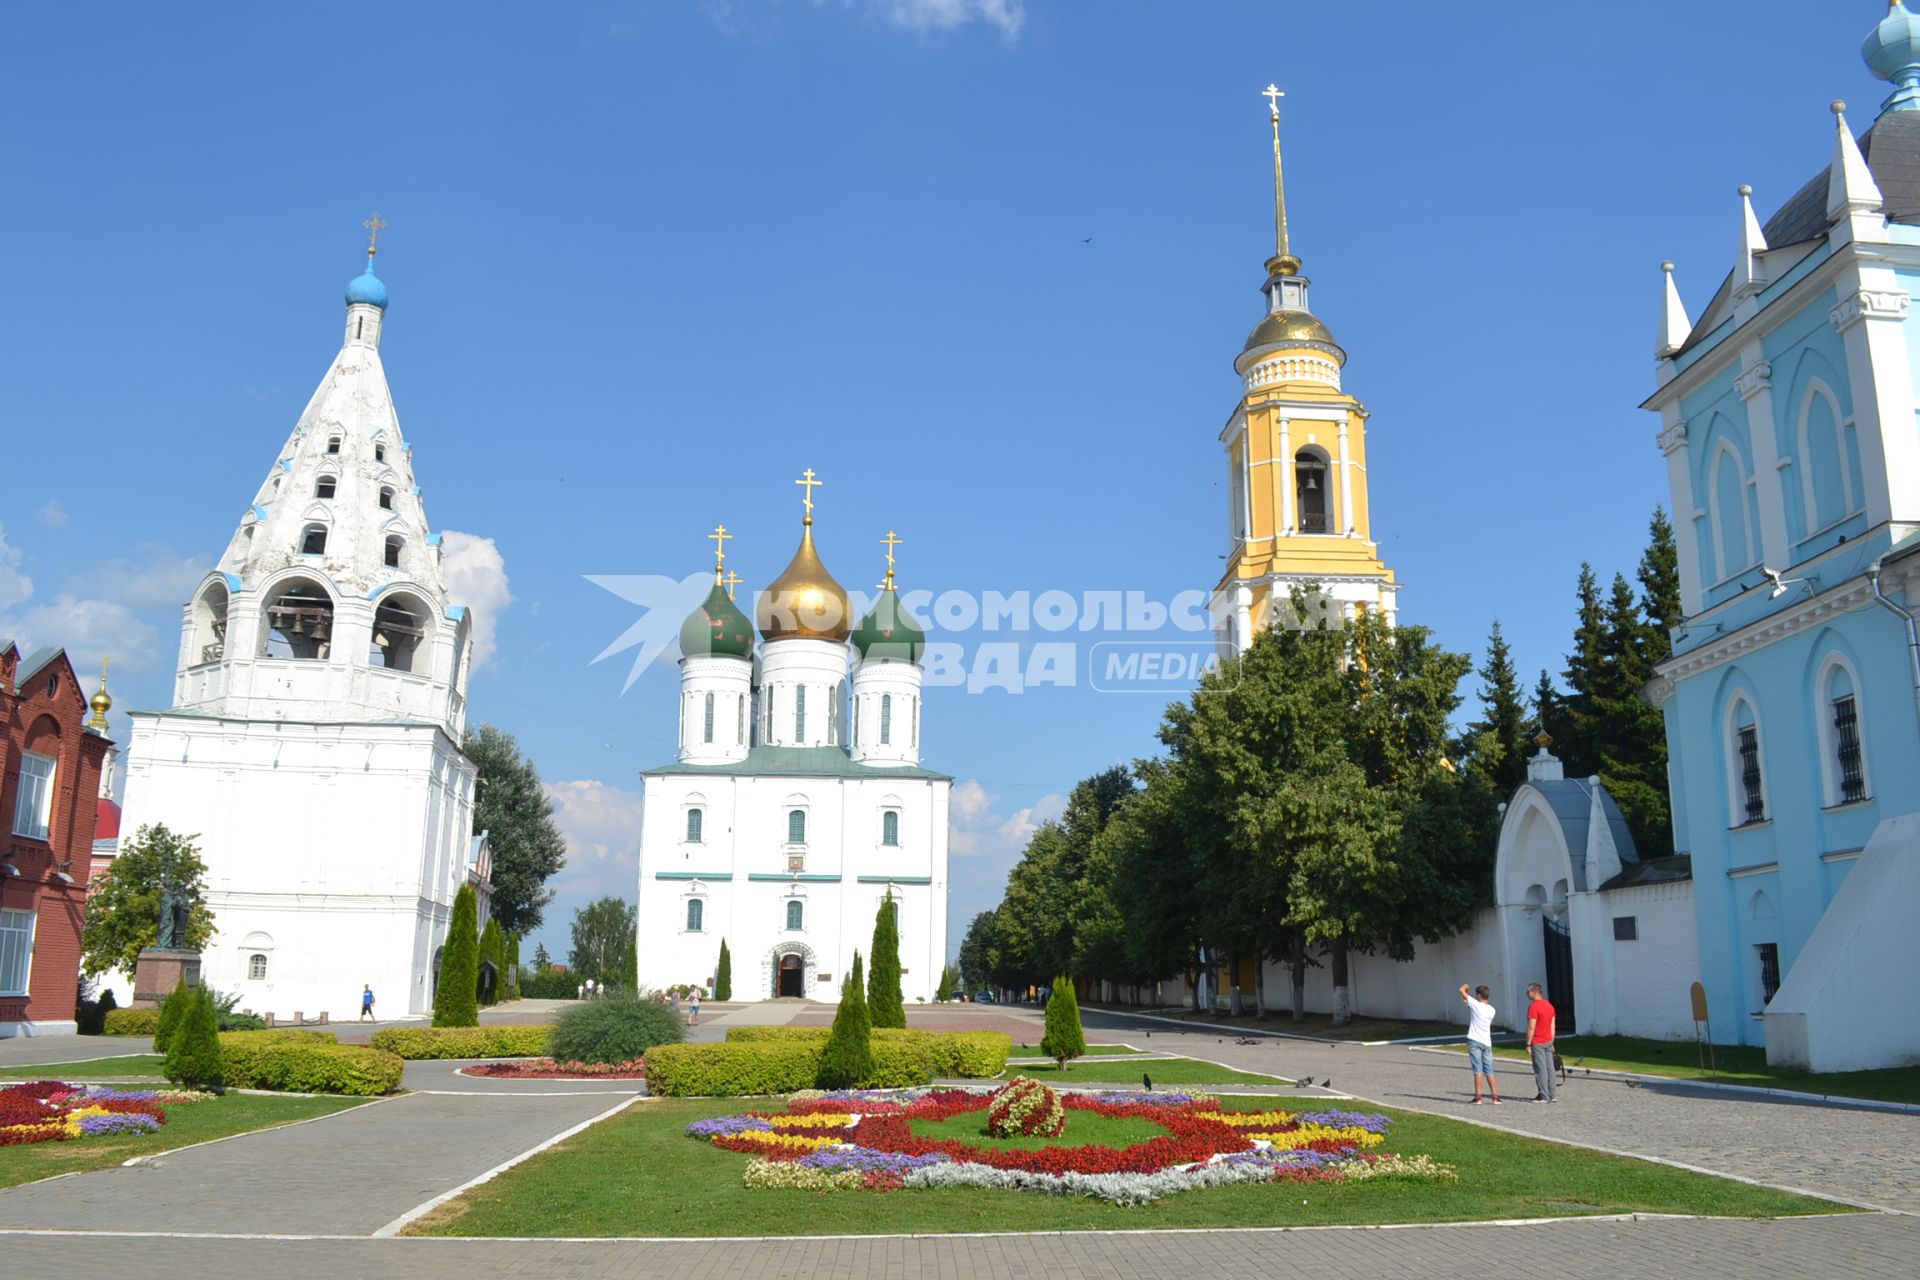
[1644,4,1920,1071]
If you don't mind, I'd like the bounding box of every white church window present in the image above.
[786,900,804,931]
[880,694,892,746]
[375,444,386,462]
[315,475,337,500]
[0,909,34,996]
[736,695,745,746]
[703,692,715,744]
[1832,694,1865,804]
[795,685,807,741]
[1755,942,1781,1006]
[371,594,429,672]
[1728,697,1765,826]
[326,436,341,455]
[384,536,403,568]
[379,486,395,511]
[686,899,705,932]
[882,810,900,847]
[11,752,55,841]
[686,808,704,843]
[300,524,328,556]
[248,953,268,980]
[194,580,230,665]
[262,580,335,661]
[787,809,807,844]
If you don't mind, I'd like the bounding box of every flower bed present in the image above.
[460,1058,647,1080]
[985,1077,1066,1138]
[684,1088,1455,1204]
[0,1080,205,1147]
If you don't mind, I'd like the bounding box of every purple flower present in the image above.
[800,1145,945,1174]
[1297,1109,1391,1133]
[685,1115,775,1138]
[1071,1090,1205,1106]
[78,1113,161,1136]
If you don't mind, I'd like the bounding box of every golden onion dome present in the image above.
[1243,308,1342,358]
[757,521,852,643]
[90,686,113,715]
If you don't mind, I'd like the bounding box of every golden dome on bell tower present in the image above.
[756,469,852,643]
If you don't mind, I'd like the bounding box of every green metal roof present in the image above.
[645,744,950,781]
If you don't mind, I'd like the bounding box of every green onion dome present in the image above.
[681,581,754,659]
[852,587,927,664]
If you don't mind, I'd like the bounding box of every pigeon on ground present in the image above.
[1298,1076,1315,1088]
[1323,1079,1333,1091]
[1143,1073,1154,1092]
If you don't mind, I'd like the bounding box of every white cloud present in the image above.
[440,530,514,669]
[948,778,1062,858]
[37,501,67,528]
[875,0,1024,37]
[0,526,31,612]
[0,526,169,672]
[88,543,211,608]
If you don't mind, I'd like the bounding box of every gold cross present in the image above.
[99,656,111,687]
[364,212,389,257]
[723,570,743,601]
[879,530,903,590]
[795,468,823,521]
[1262,83,1284,119]
[708,524,732,577]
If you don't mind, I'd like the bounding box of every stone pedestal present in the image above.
[132,948,201,1008]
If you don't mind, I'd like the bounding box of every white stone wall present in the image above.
[756,640,851,749]
[636,770,949,1003]
[118,712,474,1017]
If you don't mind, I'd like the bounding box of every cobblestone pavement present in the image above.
[0,1211,1912,1279]
[1077,1009,1920,1213]
[0,1035,157,1066]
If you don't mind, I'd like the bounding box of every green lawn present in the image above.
[409,1096,1835,1237]
[1010,1044,1142,1058]
[0,1093,373,1188]
[0,1055,167,1081]
[1450,1036,1920,1107]
[1015,1057,1289,1087]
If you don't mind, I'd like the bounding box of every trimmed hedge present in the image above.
[721,1026,1011,1078]
[218,1031,402,1095]
[643,1038,932,1097]
[369,1025,552,1060]
[103,1007,161,1036]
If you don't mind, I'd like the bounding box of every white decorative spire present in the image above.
[1736,184,1770,294]
[1657,261,1692,358]
[1827,100,1885,224]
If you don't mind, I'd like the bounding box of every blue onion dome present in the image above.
[852,587,927,664]
[680,581,754,659]
[346,261,389,308]
[1866,2,1920,82]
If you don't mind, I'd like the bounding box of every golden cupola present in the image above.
[756,469,852,643]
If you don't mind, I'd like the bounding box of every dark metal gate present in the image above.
[1543,914,1576,1034]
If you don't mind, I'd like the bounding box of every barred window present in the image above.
[1756,942,1781,1005]
[1737,724,1764,823]
[1833,695,1865,804]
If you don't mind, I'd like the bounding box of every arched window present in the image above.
[300,524,328,556]
[1730,697,1765,825]
[788,809,807,844]
[1820,662,1868,806]
[315,476,337,500]
[686,808,704,843]
[1295,450,1329,533]
[880,693,892,746]
[370,593,430,672]
[262,579,334,660]
[686,899,704,932]
[11,748,56,840]
[703,692,715,744]
[249,953,268,980]
[882,810,900,847]
[737,695,746,745]
[194,579,230,665]
[375,444,386,463]
[795,684,807,741]
[1710,445,1755,580]
[379,486,395,511]
[326,436,341,455]
[786,900,804,931]
[384,535,403,568]
[1798,383,1852,533]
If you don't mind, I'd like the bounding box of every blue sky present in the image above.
[0,1,1890,964]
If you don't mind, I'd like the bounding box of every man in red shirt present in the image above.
[1525,983,1557,1102]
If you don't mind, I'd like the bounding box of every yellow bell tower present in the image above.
[1212,86,1398,653]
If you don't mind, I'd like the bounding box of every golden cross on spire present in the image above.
[363,211,389,259]
[708,524,732,580]
[879,530,903,590]
[1262,84,1299,277]
[795,468,823,524]
[723,569,743,601]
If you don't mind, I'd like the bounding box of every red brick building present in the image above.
[1,642,111,1036]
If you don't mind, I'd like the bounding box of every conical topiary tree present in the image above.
[1040,975,1085,1070]
[715,939,732,1001]
[478,917,505,1006]
[152,979,193,1053]
[435,884,480,1027]
[504,932,521,999]
[867,891,905,1029]
[164,984,223,1091]
[935,964,954,1002]
[818,951,874,1088]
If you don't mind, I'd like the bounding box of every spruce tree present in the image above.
[1466,619,1529,798]
[818,951,874,1087]
[164,985,223,1091]
[867,891,906,1028]
[1040,975,1085,1069]
[935,964,954,1002]
[152,980,192,1053]
[1532,669,1565,748]
[1561,564,1607,777]
[714,938,732,1001]
[1638,506,1682,653]
[435,885,480,1027]
[478,917,505,1005]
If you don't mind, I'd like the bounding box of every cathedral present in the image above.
[116,232,485,1019]
[634,479,951,1002]
[1211,87,1398,653]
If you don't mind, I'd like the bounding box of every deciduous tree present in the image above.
[81,825,215,978]
[464,724,567,936]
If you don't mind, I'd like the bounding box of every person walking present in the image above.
[1458,982,1499,1104]
[688,991,701,1025]
[1525,982,1558,1102]
[360,984,376,1022]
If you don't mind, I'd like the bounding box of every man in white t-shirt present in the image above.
[1459,982,1500,1104]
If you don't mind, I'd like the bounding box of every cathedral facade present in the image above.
[635,488,950,1002]
[117,243,484,1019]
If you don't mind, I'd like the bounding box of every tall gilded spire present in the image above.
[87,657,112,733]
[1263,84,1300,278]
[879,530,903,591]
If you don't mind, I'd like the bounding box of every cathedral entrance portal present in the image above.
[778,953,804,998]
